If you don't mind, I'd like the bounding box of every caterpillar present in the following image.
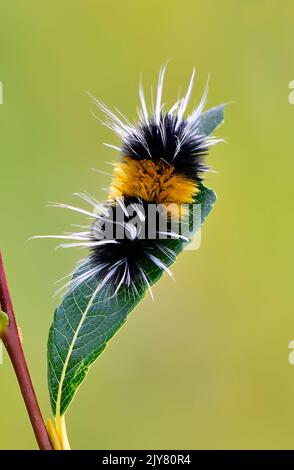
[38,66,222,299]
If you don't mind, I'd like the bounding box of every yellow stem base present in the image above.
[46,415,71,450]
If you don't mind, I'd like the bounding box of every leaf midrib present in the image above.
[55,283,101,418]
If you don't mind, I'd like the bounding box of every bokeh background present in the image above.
[0,0,293,450]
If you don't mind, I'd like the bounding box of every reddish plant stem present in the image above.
[0,252,52,450]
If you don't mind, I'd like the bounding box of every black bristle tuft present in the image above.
[122,113,208,182]
[88,197,178,290]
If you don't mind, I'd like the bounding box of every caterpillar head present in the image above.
[91,66,221,208]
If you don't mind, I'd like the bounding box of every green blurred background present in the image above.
[0,0,293,450]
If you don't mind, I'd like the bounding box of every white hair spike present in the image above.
[155,65,166,125]
[175,68,195,129]
[48,202,97,220]
[89,94,130,133]
[138,266,154,302]
[73,192,100,208]
[147,253,174,280]
[139,75,149,124]
[55,240,118,250]
[169,98,181,115]
[187,74,210,129]
[103,143,121,152]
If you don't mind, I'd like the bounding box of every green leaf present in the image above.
[0,309,9,337]
[0,310,9,328]
[198,104,225,136]
[47,185,215,417]
[47,106,223,417]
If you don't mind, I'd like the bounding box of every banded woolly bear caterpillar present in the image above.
[35,66,226,449]
[37,66,223,300]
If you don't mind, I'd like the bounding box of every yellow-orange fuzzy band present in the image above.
[109,157,198,206]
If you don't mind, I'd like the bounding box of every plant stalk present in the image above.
[55,414,71,450]
[0,251,53,450]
